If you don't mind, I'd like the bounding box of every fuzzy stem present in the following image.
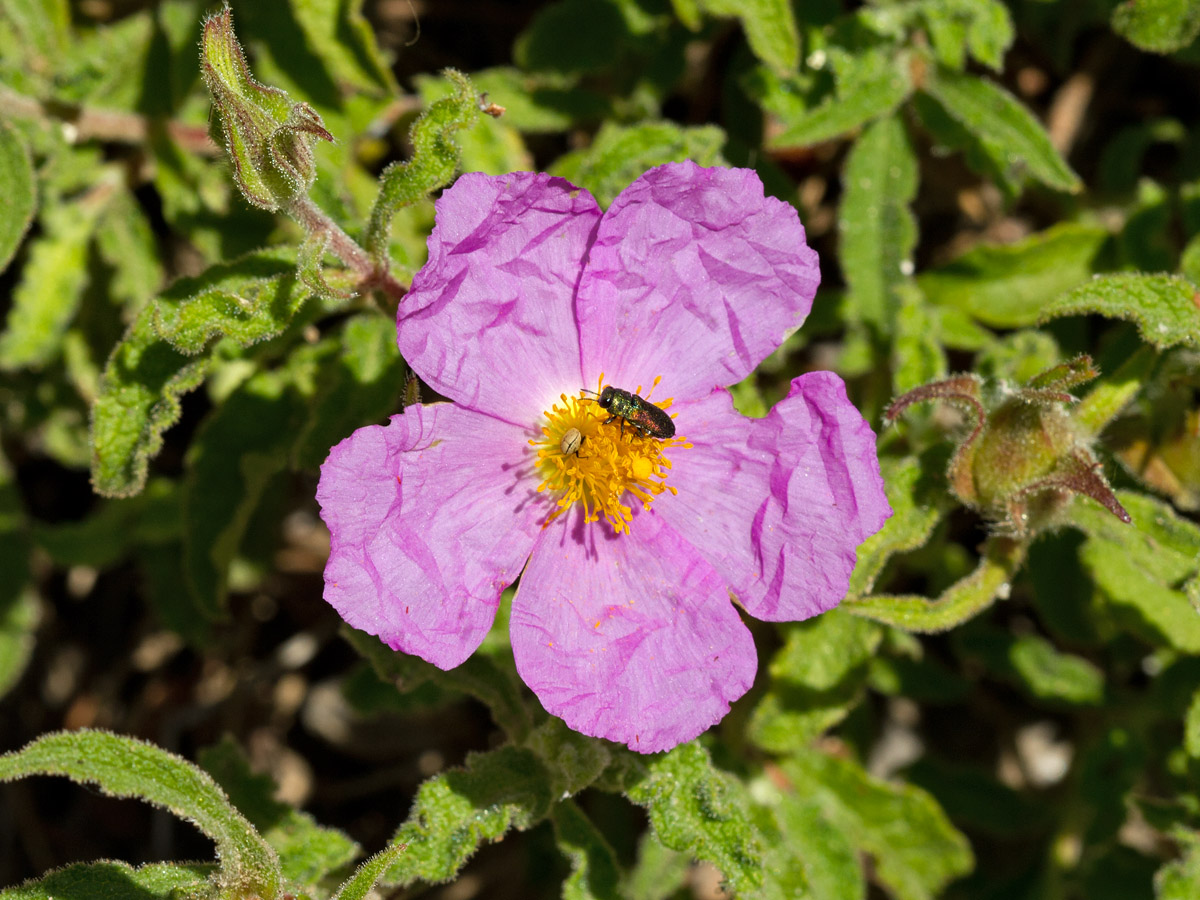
[286,195,407,303]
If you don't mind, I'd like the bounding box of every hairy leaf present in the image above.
[331,844,407,900]
[554,801,622,900]
[0,188,109,370]
[1042,273,1200,349]
[701,0,799,71]
[0,861,212,900]
[758,47,912,149]
[0,730,279,900]
[0,119,36,273]
[848,538,1026,632]
[784,749,973,900]
[1112,0,1200,54]
[383,746,553,886]
[840,115,918,332]
[90,250,306,498]
[918,223,1109,328]
[364,69,481,263]
[920,67,1080,193]
[625,743,762,894]
[199,736,359,889]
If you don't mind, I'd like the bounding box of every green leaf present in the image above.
[0,861,212,900]
[182,358,310,617]
[330,844,407,900]
[917,223,1109,328]
[291,313,407,471]
[414,72,533,175]
[1074,344,1156,436]
[625,832,690,900]
[839,115,918,332]
[625,743,762,894]
[1042,273,1200,349]
[920,67,1081,193]
[199,736,360,890]
[1184,689,1200,758]
[33,479,180,568]
[1112,0,1200,53]
[0,119,36,273]
[749,609,882,750]
[289,0,397,96]
[364,69,481,263]
[89,250,306,498]
[848,537,1026,632]
[1157,830,1200,900]
[384,746,553,886]
[700,0,799,70]
[756,47,912,149]
[554,800,622,900]
[343,626,534,741]
[849,456,947,597]
[525,718,613,798]
[1074,491,1200,653]
[772,793,865,900]
[551,120,726,208]
[957,628,1105,706]
[0,187,110,370]
[94,189,165,311]
[0,730,280,900]
[784,748,973,900]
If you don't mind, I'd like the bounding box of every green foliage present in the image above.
[0,121,35,273]
[839,115,918,332]
[199,736,360,889]
[625,743,763,894]
[1045,273,1200,349]
[918,223,1109,327]
[0,730,280,900]
[919,66,1080,194]
[0,861,212,900]
[784,749,973,900]
[384,746,554,886]
[6,1,1200,898]
[1112,0,1200,54]
[364,69,483,263]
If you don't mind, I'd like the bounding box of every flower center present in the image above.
[530,375,690,534]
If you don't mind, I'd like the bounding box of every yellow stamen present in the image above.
[529,375,690,534]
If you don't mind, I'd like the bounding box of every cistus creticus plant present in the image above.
[317,162,892,752]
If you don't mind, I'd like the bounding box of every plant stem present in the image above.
[287,195,408,303]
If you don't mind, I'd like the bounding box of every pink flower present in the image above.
[317,162,891,752]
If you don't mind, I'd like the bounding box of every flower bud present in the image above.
[887,355,1131,536]
[200,6,333,210]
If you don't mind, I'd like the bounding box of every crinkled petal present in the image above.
[317,404,545,669]
[510,510,756,753]
[656,372,891,621]
[577,161,819,402]
[399,172,601,423]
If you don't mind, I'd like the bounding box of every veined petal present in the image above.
[577,161,819,402]
[398,172,600,423]
[510,510,756,753]
[657,373,891,621]
[317,404,544,669]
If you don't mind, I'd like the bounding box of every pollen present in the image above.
[530,376,690,534]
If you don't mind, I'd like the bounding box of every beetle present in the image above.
[593,385,676,440]
[560,427,584,455]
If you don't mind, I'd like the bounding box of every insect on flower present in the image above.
[560,427,584,455]
[590,385,676,440]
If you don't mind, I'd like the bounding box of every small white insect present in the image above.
[560,427,583,455]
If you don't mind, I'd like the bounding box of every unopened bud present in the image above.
[200,6,333,210]
[887,355,1130,536]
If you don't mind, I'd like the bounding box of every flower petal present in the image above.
[317,404,544,669]
[510,511,756,753]
[657,372,891,621]
[399,172,601,422]
[577,161,819,401]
